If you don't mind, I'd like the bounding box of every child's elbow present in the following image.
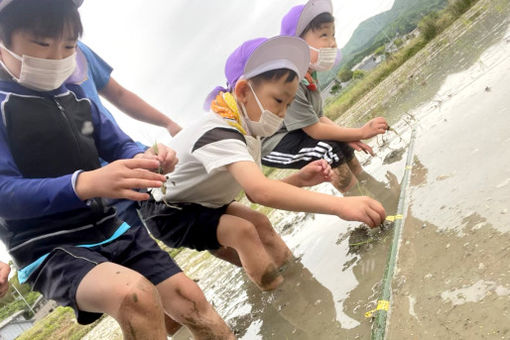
[302,125,321,140]
[245,184,272,206]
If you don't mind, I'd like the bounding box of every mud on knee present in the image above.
[117,277,164,336]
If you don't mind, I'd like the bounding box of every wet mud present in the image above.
[387,5,510,338]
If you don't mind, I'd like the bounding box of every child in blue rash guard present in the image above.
[0,0,234,338]
[140,36,386,292]
[262,0,393,197]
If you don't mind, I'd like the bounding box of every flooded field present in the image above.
[83,0,510,339]
[387,15,510,340]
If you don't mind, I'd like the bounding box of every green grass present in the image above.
[17,307,102,340]
[0,290,40,322]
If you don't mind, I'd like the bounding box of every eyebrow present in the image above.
[283,89,295,98]
[29,34,78,42]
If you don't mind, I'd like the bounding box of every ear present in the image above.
[234,79,250,106]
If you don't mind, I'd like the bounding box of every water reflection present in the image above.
[228,259,343,339]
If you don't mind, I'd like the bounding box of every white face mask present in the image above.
[309,46,337,72]
[239,83,284,137]
[0,43,76,91]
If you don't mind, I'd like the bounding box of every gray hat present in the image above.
[0,0,83,13]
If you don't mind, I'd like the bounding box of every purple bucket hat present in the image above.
[280,0,333,37]
[204,36,310,110]
[0,0,83,13]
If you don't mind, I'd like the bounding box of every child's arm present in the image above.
[302,116,388,142]
[78,41,181,137]
[0,137,164,220]
[0,128,86,219]
[0,134,164,220]
[100,78,182,137]
[319,117,375,155]
[286,84,387,143]
[227,161,385,228]
[280,159,332,187]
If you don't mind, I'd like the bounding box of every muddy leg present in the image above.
[209,247,242,267]
[157,273,235,339]
[76,262,167,340]
[217,213,283,290]
[226,202,292,267]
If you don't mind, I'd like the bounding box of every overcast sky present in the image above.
[0,0,395,266]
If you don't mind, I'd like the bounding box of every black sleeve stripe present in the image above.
[192,127,246,152]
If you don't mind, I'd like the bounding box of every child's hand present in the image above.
[348,141,375,156]
[75,159,166,201]
[336,196,386,228]
[361,117,388,139]
[297,159,333,187]
[166,122,182,137]
[0,262,10,298]
[143,143,179,174]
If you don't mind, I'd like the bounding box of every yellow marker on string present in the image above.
[385,214,403,222]
[365,300,390,318]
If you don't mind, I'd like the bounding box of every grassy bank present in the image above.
[0,271,42,322]
[17,307,101,340]
[326,0,481,120]
[0,291,39,321]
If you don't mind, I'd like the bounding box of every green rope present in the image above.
[371,128,417,340]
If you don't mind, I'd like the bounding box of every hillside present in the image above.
[318,0,447,86]
[342,0,447,58]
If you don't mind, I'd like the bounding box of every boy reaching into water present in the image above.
[0,0,234,338]
[262,0,398,208]
[140,36,386,292]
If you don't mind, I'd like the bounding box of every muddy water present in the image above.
[387,18,510,340]
[171,145,408,340]
[84,1,510,339]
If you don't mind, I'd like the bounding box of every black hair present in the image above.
[0,0,83,46]
[250,68,298,88]
[300,12,335,37]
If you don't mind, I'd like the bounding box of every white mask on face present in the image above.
[0,43,76,91]
[239,82,284,137]
[309,46,337,72]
